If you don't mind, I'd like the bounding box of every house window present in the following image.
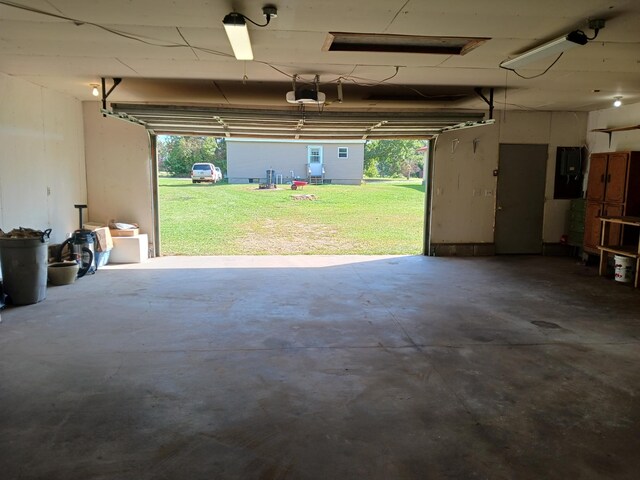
[338,147,348,159]
[308,146,322,163]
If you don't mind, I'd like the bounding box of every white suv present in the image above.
[191,163,219,183]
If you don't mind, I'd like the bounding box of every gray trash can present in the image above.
[0,230,50,305]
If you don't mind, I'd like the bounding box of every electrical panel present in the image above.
[558,147,583,176]
[554,146,584,199]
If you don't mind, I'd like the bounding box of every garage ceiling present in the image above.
[1,0,639,125]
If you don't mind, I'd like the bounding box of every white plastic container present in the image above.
[110,234,148,263]
[614,255,634,283]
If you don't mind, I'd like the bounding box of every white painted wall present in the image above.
[586,103,640,154]
[227,139,364,185]
[500,111,588,243]
[430,111,588,247]
[0,73,86,243]
[83,102,154,251]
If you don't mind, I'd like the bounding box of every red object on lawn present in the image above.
[291,181,308,190]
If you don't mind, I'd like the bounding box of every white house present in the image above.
[226,139,365,185]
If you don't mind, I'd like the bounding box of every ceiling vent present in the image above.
[323,32,489,55]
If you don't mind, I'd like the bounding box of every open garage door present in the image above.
[107,104,486,140]
[106,104,489,257]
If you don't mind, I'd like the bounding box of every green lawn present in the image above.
[159,179,425,255]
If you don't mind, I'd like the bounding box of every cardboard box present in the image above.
[83,222,105,230]
[93,227,113,252]
[110,234,148,263]
[110,228,139,237]
[83,224,113,252]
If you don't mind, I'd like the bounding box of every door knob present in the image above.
[497,206,503,210]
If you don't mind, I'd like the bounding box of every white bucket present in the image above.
[614,255,635,283]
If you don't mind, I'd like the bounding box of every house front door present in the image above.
[308,146,323,176]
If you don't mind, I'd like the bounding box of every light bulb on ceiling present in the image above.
[613,96,622,108]
[91,85,100,97]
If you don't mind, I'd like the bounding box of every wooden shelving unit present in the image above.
[583,151,640,255]
[597,216,640,288]
[592,125,640,148]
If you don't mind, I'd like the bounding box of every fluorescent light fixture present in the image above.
[223,13,253,61]
[613,96,622,107]
[500,31,588,70]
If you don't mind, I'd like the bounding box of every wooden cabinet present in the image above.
[585,202,623,250]
[586,153,608,202]
[584,202,603,250]
[584,151,640,254]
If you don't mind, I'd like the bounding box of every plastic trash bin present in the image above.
[0,231,50,305]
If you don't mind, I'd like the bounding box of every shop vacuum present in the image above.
[57,204,96,278]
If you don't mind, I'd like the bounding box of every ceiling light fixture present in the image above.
[500,31,588,70]
[613,96,622,108]
[222,6,277,61]
[91,84,100,97]
[500,19,605,70]
[222,13,253,60]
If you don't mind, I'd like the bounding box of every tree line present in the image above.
[158,136,227,177]
[157,135,427,179]
[364,139,426,178]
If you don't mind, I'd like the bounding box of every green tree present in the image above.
[158,136,224,177]
[157,135,182,173]
[213,138,227,176]
[364,139,426,178]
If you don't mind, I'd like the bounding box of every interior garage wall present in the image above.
[500,111,588,245]
[430,111,587,255]
[586,103,640,153]
[83,102,154,253]
[0,73,86,244]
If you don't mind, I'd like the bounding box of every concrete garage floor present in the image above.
[1,255,640,480]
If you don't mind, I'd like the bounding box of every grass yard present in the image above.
[159,179,425,255]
